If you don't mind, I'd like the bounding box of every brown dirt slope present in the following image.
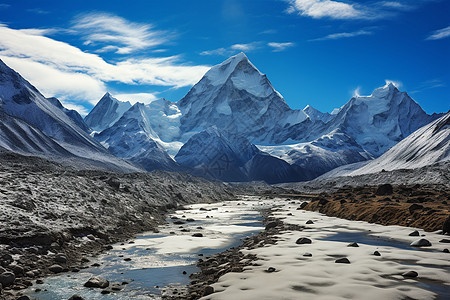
[297,184,450,232]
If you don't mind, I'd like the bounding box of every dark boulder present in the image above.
[84,276,109,288]
[375,184,393,196]
[296,238,312,244]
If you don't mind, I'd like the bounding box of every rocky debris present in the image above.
[265,221,278,230]
[300,202,308,209]
[0,154,236,299]
[296,238,312,244]
[0,271,15,287]
[375,184,393,196]
[373,251,381,256]
[303,253,312,257]
[443,249,449,253]
[409,230,420,236]
[84,276,109,288]
[410,238,432,247]
[266,267,276,273]
[301,185,449,232]
[204,286,214,296]
[443,216,450,235]
[402,271,418,278]
[409,204,424,213]
[306,220,314,224]
[439,239,450,243]
[347,242,359,247]
[68,295,84,300]
[48,264,64,273]
[192,233,203,238]
[335,258,351,264]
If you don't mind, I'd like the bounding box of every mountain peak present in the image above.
[203,52,261,87]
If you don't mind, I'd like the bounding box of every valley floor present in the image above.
[188,195,450,300]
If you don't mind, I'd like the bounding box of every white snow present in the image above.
[202,196,450,300]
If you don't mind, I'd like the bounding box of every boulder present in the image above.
[410,238,432,247]
[409,230,420,236]
[443,216,450,235]
[48,264,64,273]
[204,285,214,296]
[0,271,15,287]
[402,271,418,278]
[296,238,312,244]
[347,242,359,247]
[68,295,84,300]
[375,184,393,196]
[84,276,109,288]
[306,220,314,225]
[335,258,350,264]
[265,222,278,230]
[192,233,203,237]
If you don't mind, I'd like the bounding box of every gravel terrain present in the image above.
[0,152,235,299]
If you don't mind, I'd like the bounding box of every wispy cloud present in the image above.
[267,42,295,52]
[27,8,50,15]
[426,25,450,40]
[410,79,446,94]
[310,29,373,41]
[285,0,425,20]
[114,93,158,105]
[0,23,209,104]
[72,13,169,54]
[286,0,370,20]
[201,42,261,56]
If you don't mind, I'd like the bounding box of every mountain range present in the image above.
[0,53,447,183]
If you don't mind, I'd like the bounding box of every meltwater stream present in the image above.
[27,198,273,300]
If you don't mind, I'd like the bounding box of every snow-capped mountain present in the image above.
[178,52,308,144]
[94,100,180,171]
[175,127,306,183]
[347,111,450,175]
[323,83,434,157]
[259,129,373,179]
[0,59,139,171]
[84,53,442,182]
[84,93,132,132]
[303,105,333,123]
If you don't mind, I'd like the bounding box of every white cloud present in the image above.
[0,55,106,104]
[60,101,91,116]
[286,0,368,20]
[201,42,260,56]
[0,23,209,103]
[426,25,450,40]
[72,13,168,54]
[310,29,373,41]
[200,48,229,56]
[114,93,159,105]
[231,43,258,51]
[353,86,361,97]
[267,42,295,52]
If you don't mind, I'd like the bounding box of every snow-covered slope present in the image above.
[259,129,373,179]
[347,112,450,175]
[0,110,71,156]
[175,127,306,183]
[46,97,91,133]
[177,52,308,144]
[0,59,139,171]
[84,93,132,132]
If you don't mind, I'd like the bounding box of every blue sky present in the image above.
[0,0,448,115]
